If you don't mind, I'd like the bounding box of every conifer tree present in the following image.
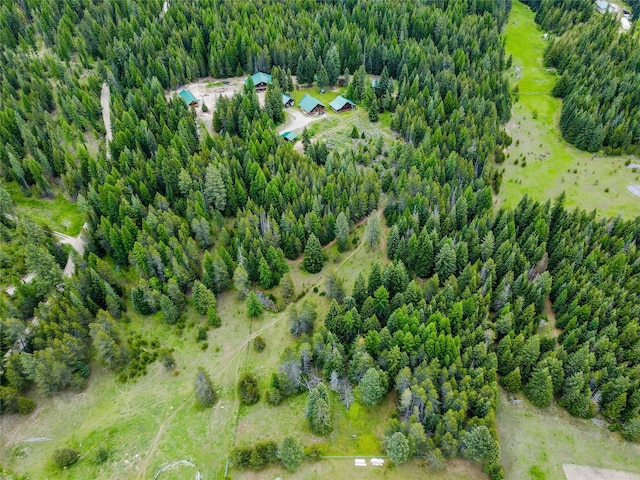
[265,81,284,123]
[303,233,324,273]
[525,367,553,407]
[194,367,217,408]
[246,292,263,318]
[335,211,349,252]
[306,383,333,434]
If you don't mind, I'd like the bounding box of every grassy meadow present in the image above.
[500,0,640,219]
[4,181,85,236]
[497,389,640,480]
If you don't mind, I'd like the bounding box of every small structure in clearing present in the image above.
[179,89,198,107]
[280,131,297,143]
[595,0,609,14]
[245,72,272,91]
[282,93,294,107]
[299,94,325,115]
[329,94,356,113]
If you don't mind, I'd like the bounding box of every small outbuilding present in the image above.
[280,131,298,142]
[595,0,609,13]
[329,95,356,113]
[179,89,199,107]
[245,72,272,91]
[282,94,294,107]
[299,94,325,115]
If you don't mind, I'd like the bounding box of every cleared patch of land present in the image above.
[497,389,640,480]
[500,0,639,219]
[4,181,85,236]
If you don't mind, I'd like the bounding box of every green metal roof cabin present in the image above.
[245,72,272,90]
[299,94,325,115]
[329,95,356,113]
[280,131,298,142]
[282,94,294,107]
[179,89,198,107]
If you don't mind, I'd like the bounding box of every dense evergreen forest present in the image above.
[522,0,640,153]
[1,0,639,477]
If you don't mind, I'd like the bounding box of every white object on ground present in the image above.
[627,184,640,197]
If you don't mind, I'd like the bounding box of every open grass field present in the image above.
[499,0,640,219]
[497,389,640,480]
[4,181,84,236]
[234,457,484,480]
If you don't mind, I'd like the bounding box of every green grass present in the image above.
[234,457,484,480]
[497,389,640,480]
[500,1,640,219]
[5,181,84,235]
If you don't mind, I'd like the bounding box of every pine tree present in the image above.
[358,367,387,406]
[303,233,324,273]
[277,436,303,471]
[233,265,249,299]
[352,272,367,308]
[386,432,410,465]
[387,225,400,259]
[306,383,333,434]
[364,211,382,248]
[525,367,553,407]
[500,367,522,393]
[160,295,179,324]
[325,45,340,86]
[237,371,260,404]
[280,274,296,304]
[246,292,263,318]
[192,281,217,315]
[559,372,590,417]
[367,262,383,296]
[335,211,349,252]
[194,367,217,408]
[317,63,329,91]
[368,102,379,122]
[414,230,434,278]
[461,426,499,463]
[265,81,284,123]
[435,241,457,283]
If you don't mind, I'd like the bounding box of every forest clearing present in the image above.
[499,0,640,218]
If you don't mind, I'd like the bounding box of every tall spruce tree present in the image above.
[303,233,324,273]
